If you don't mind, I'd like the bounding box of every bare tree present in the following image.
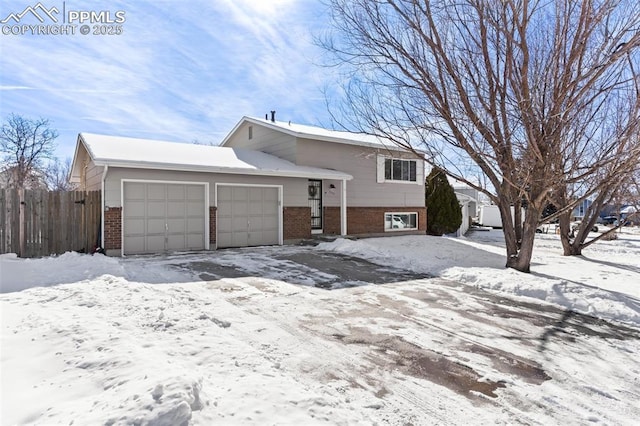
[0,114,58,189]
[323,0,640,272]
[45,157,75,191]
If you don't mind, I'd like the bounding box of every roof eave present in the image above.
[92,159,353,181]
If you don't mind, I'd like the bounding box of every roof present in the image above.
[221,116,401,150]
[72,133,353,181]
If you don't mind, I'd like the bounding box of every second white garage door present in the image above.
[123,182,206,255]
[217,185,280,248]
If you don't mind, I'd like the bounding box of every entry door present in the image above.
[123,182,205,255]
[217,185,280,248]
[308,179,322,230]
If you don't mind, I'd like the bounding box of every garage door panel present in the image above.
[124,218,145,235]
[249,217,263,230]
[167,235,186,250]
[187,185,203,199]
[124,183,145,200]
[147,201,166,216]
[187,218,204,232]
[125,201,146,217]
[147,218,167,234]
[249,201,264,215]
[146,235,166,252]
[217,185,280,248]
[167,202,186,217]
[187,234,204,249]
[233,187,248,201]
[232,217,248,232]
[147,184,166,199]
[187,201,204,216]
[123,182,206,255]
[166,184,185,199]
[167,218,185,233]
[217,186,232,201]
[232,233,248,247]
[125,236,145,254]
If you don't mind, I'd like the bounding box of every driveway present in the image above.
[164,244,640,424]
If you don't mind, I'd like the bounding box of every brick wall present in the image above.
[323,206,427,235]
[283,207,311,240]
[209,206,216,246]
[104,207,122,250]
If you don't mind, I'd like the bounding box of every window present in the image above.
[384,212,418,231]
[384,158,417,182]
[248,125,253,140]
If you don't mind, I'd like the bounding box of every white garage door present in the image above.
[217,186,280,248]
[123,182,206,255]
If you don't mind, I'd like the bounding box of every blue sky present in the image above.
[0,0,339,160]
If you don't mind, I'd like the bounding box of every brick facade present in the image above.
[209,206,217,246]
[283,207,311,240]
[322,206,427,235]
[104,207,122,250]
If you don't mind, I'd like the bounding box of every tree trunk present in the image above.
[498,199,540,273]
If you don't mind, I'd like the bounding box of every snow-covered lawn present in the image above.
[1,228,639,425]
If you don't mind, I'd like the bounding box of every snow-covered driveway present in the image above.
[2,239,640,425]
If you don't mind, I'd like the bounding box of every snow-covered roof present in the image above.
[73,133,352,180]
[221,116,401,150]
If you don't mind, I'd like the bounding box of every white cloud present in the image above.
[0,0,339,158]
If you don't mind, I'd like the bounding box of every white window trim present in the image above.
[384,211,419,232]
[376,155,423,184]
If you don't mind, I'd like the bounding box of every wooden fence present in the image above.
[0,189,101,258]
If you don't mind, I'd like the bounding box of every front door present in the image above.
[308,179,322,231]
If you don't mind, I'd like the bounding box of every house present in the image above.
[70,115,426,255]
[453,192,476,236]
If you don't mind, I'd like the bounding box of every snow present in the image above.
[1,228,640,425]
[318,228,640,326]
[78,132,352,180]
[242,116,394,150]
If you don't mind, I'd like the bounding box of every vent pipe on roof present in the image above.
[265,113,268,120]
[270,110,276,122]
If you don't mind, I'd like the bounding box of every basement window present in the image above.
[384,212,418,231]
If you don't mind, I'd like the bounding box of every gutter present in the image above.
[100,165,108,250]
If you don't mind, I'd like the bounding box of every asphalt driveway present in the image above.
[161,244,640,423]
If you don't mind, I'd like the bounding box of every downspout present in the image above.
[100,165,108,250]
[341,179,347,236]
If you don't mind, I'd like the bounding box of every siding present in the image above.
[296,139,425,208]
[85,161,103,191]
[103,167,308,208]
[224,122,297,162]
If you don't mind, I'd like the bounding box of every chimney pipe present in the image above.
[265,113,268,120]
[270,110,276,122]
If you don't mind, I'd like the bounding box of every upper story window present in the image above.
[376,155,422,184]
[248,126,253,140]
[383,158,417,182]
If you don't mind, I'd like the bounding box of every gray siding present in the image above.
[103,167,308,208]
[85,161,103,191]
[296,139,425,208]
[224,122,297,162]
[73,144,103,191]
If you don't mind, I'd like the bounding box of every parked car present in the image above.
[385,216,407,229]
[602,216,619,225]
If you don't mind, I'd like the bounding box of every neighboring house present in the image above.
[70,115,426,256]
[453,192,476,236]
